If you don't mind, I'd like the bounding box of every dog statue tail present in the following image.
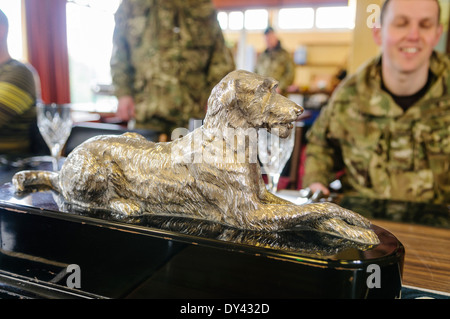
[13,170,60,193]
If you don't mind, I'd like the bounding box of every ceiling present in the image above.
[212,0,349,10]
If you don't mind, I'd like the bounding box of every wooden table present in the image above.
[278,191,450,295]
[373,219,450,294]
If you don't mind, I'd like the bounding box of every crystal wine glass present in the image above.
[36,103,73,171]
[258,126,295,193]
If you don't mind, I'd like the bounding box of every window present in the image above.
[66,0,120,111]
[218,9,268,31]
[0,1,24,60]
[217,11,228,29]
[315,6,355,29]
[244,9,268,30]
[233,5,355,31]
[278,8,314,30]
[228,11,244,30]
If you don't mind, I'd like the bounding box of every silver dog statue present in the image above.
[13,70,379,245]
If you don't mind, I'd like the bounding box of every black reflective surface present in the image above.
[0,180,405,299]
[1,182,393,260]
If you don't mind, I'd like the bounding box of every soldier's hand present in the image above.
[116,95,135,122]
[308,182,330,196]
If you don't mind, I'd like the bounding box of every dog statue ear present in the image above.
[262,78,273,89]
[206,78,237,118]
[262,78,278,92]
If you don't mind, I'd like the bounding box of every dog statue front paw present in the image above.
[302,203,380,245]
[311,217,379,245]
[249,202,379,245]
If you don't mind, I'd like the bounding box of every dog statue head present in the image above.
[204,70,303,138]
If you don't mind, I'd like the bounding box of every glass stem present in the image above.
[267,173,280,193]
[50,144,62,171]
[51,157,58,171]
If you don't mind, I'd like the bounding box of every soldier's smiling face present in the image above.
[373,0,442,75]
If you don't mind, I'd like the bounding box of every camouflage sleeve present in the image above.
[278,51,295,92]
[110,1,135,98]
[254,54,263,75]
[303,100,342,187]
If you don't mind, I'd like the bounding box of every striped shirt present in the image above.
[0,59,36,154]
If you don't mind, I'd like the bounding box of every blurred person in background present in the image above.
[110,0,235,137]
[0,9,37,155]
[255,26,295,96]
[304,0,449,204]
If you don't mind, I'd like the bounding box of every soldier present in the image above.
[254,27,295,95]
[110,0,235,136]
[303,0,449,204]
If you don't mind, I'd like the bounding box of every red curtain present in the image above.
[25,0,71,104]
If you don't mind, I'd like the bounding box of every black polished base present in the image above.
[0,183,404,299]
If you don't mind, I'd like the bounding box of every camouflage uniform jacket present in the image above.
[110,0,235,133]
[254,41,295,94]
[304,52,450,204]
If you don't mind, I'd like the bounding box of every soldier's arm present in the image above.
[278,51,295,92]
[254,53,264,75]
[303,102,339,189]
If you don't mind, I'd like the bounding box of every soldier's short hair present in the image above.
[264,26,274,35]
[380,0,441,24]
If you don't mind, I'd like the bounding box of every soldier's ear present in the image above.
[372,25,382,46]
